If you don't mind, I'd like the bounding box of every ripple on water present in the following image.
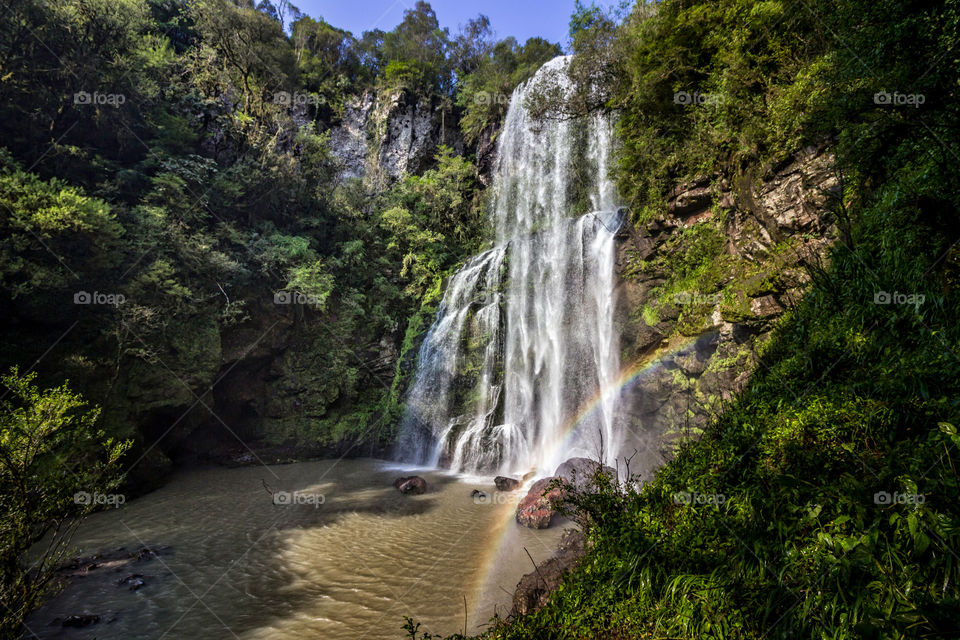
[27,459,568,640]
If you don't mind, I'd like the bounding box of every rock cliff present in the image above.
[611,146,840,480]
[330,89,463,182]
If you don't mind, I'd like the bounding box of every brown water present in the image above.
[26,459,568,640]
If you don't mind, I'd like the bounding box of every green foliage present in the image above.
[285,260,335,310]
[292,15,370,112]
[0,368,130,639]
[568,1,605,41]
[0,156,123,298]
[378,147,486,297]
[456,37,562,144]
[0,0,503,503]
[629,216,732,334]
[382,60,429,93]
[0,0,525,629]
[191,0,295,113]
[564,1,632,115]
[404,615,467,640]
[377,1,453,95]
[435,0,960,638]
[15,1,960,637]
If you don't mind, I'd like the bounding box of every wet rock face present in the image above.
[516,478,566,529]
[475,123,499,187]
[667,176,713,216]
[511,529,587,616]
[751,294,784,318]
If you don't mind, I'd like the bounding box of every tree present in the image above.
[0,369,130,638]
[292,16,358,81]
[255,0,302,31]
[191,0,295,112]
[566,0,631,115]
[450,15,495,76]
[0,0,151,171]
[379,1,452,95]
[378,148,483,296]
[0,152,123,299]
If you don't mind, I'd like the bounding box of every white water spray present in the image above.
[397,57,624,476]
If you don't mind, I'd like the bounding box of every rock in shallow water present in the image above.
[393,476,427,495]
[62,614,100,627]
[118,574,145,591]
[516,477,566,529]
[494,476,521,491]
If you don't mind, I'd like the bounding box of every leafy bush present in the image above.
[0,369,130,639]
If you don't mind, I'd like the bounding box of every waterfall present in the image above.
[397,56,625,476]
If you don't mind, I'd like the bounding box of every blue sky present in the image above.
[294,0,603,48]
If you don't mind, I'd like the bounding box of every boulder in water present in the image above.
[494,476,522,491]
[516,477,566,529]
[394,476,427,495]
[118,574,145,591]
[62,614,99,627]
[553,458,616,492]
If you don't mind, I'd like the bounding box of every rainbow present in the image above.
[470,332,710,620]
[533,333,707,478]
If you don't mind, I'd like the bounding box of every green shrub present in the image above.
[0,369,130,638]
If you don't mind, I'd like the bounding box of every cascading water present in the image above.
[397,56,626,476]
